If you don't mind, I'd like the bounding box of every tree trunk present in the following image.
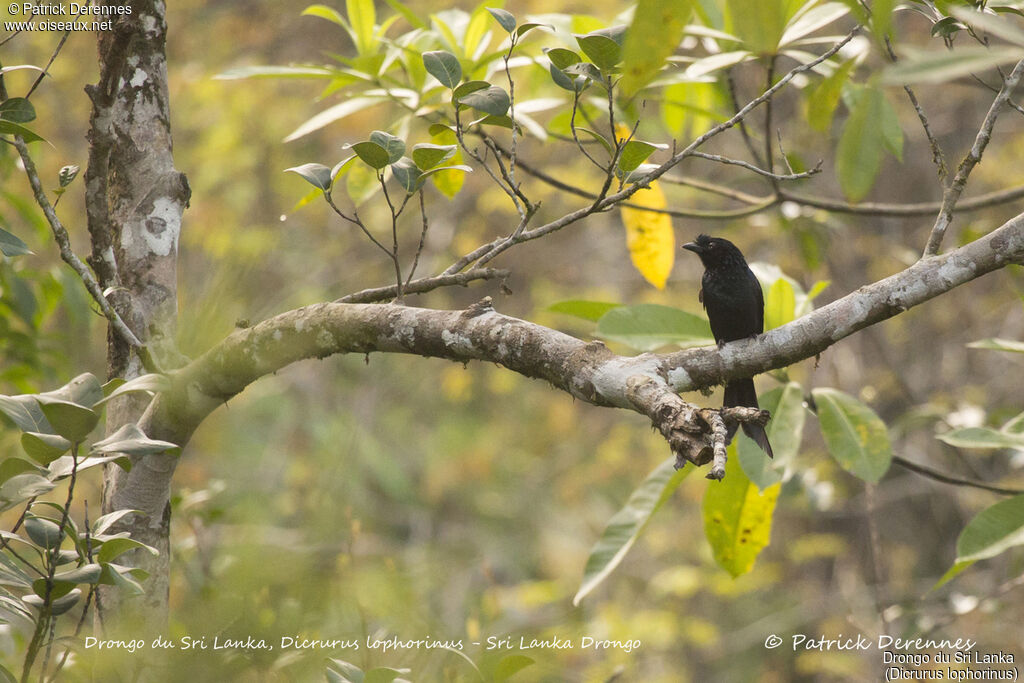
[84,0,188,626]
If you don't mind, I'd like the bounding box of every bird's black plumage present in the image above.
[682,234,773,458]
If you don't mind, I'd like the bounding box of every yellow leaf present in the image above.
[702,447,780,577]
[621,181,675,289]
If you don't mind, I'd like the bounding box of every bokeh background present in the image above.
[2,0,1023,680]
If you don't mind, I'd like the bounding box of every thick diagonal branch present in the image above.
[111,214,1024,526]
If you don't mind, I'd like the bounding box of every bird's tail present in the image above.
[723,379,774,458]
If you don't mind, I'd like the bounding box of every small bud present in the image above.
[58,165,80,188]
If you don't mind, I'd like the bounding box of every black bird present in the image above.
[682,234,773,458]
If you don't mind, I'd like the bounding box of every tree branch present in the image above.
[893,456,1024,496]
[10,136,150,360]
[924,59,1024,256]
[336,268,510,303]
[126,214,1023,509]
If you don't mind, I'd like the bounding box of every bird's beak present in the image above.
[682,242,702,254]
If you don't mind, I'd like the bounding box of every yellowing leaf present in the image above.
[429,128,466,199]
[621,182,675,289]
[702,446,780,577]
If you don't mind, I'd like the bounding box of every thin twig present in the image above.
[404,191,430,287]
[884,36,948,181]
[324,193,392,256]
[442,29,861,274]
[924,59,1024,256]
[781,184,1024,216]
[10,137,152,361]
[763,56,778,189]
[893,456,1024,496]
[336,267,510,304]
[690,151,823,181]
[726,70,765,167]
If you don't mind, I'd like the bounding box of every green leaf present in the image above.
[703,446,780,577]
[726,0,794,55]
[617,138,669,174]
[0,120,44,143]
[92,509,145,537]
[937,427,1024,450]
[97,537,159,564]
[302,4,354,34]
[349,141,391,169]
[21,432,71,465]
[780,2,851,47]
[883,46,1024,85]
[812,388,892,482]
[411,143,456,170]
[576,127,613,157]
[385,0,427,29]
[328,659,365,683]
[364,668,412,683]
[837,85,885,202]
[0,474,55,511]
[620,0,693,95]
[214,65,336,79]
[0,458,41,486]
[0,228,32,257]
[283,97,383,142]
[40,373,104,409]
[34,564,102,597]
[573,458,689,605]
[368,130,405,164]
[807,59,855,132]
[516,22,550,39]
[0,98,36,124]
[24,517,63,549]
[347,0,376,54]
[93,373,170,407]
[346,154,381,205]
[91,423,181,457]
[596,304,713,351]
[475,114,516,129]
[389,157,421,193]
[47,454,128,480]
[955,494,1024,563]
[763,277,796,330]
[547,300,621,322]
[932,559,974,591]
[24,588,82,615]
[544,47,581,70]
[870,0,897,42]
[949,6,1024,47]
[423,50,463,88]
[418,164,473,187]
[428,128,466,199]
[285,163,333,192]
[0,65,46,76]
[564,62,604,83]
[487,7,516,33]
[737,383,806,490]
[574,28,626,71]
[931,16,966,39]
[967,338,1024,353]
[452,79,491,100]
[457,85,510,116]
[1003,411,1024,436]
[879,92,903,162]
[494,655,535,683]
[34,397,99,443]
[98,563,147,595]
